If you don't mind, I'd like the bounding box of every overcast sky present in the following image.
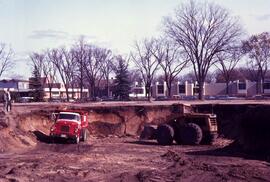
[0,0,270,78]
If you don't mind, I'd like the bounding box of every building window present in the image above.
[238,82,246,90]
[52,92,59,95]
[263,82,270,90]
[193,83,200,94]
[134,88,143,94]
[179,85,185,94]
[157,85,164,94]
[193,87,200,94]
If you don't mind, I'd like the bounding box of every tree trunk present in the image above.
[226,81,229,95]
[65,85,69,102]
[198,80,204,100]
[256,81,259,94]
[88,86,91,99]
[167,84,171,98]
[261,78,265,94]
[49,87,52,101]
[90,80,95,99]
[72,84,75,99]
[145,85,151,101]
[106,76,110,97]
[80,66,83,100]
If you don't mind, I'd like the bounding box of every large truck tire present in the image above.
[81,129,87,142]
[180,123,202,145]
[50,136,55,144]
[201,132,217,145]
[74,135,80,144]
[156,124,174,145]
[140,125,157,140]
[173,126,182,144]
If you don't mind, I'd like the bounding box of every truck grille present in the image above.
[61,126,69,132]
[209,117,217,126]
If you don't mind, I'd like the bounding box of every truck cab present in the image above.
[50,111,88,143]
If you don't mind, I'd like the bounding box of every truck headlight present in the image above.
[50,126,56,132]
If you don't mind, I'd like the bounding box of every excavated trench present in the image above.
[0,104,176,153]
[195,104,270,153]
[1,103,270,153]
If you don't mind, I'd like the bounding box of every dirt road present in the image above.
[1,136,270,182]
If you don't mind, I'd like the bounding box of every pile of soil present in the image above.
[0,106,54,153]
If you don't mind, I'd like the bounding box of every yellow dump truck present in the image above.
[140,104,218,145]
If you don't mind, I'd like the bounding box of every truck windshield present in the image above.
[58,113,80,121]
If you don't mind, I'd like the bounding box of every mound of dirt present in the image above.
[0,108,54,153]
[88,121,123,137]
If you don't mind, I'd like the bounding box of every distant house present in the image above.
[148,79,267,98]
[129,82,146,98]
[0,79,32,101]
[0,78,89,101]
[0,79,29,91]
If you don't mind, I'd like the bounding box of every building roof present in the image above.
[0,79,29,82]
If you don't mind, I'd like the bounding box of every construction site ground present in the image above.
[0,100,270,181]
[1,136,270,182]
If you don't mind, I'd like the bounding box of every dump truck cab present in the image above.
[50,110,88,144]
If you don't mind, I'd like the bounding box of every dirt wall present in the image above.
[86,105,176,136]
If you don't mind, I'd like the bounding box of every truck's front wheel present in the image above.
[180,123,202,145]
[156,124,174,145]
[74,135,80,144]
[82,129,87,142]
[201,132,217,145]
[140,125,157,140]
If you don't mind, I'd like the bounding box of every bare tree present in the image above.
[0,43,13,78]
[29,52,45,77]
[48,48,76,101]
[179,71,196,83]
[71,37,88,100]
[181,71,216,84]
[242,32,270,94]
[43,51,58,100]
[101,49,113,97]
[215,46,243,94]
[30,51,58,100]
[129,68,142,84]
[164,0,242,99]
[83,45,105,99]
[131,39,160,100]
[152,39,187,97]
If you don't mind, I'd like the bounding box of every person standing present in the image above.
[3,88,12,112]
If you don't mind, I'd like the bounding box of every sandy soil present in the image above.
[0,136,270,182]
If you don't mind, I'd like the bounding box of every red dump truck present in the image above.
[50,110,89,144]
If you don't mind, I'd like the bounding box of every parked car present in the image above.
[251,95,270,100]
[155,96,169,101]
[181,95,198,100]
[101,96,114,101]
[204,96,216,100]
[49,98,62,103]
[17,97,34,103]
